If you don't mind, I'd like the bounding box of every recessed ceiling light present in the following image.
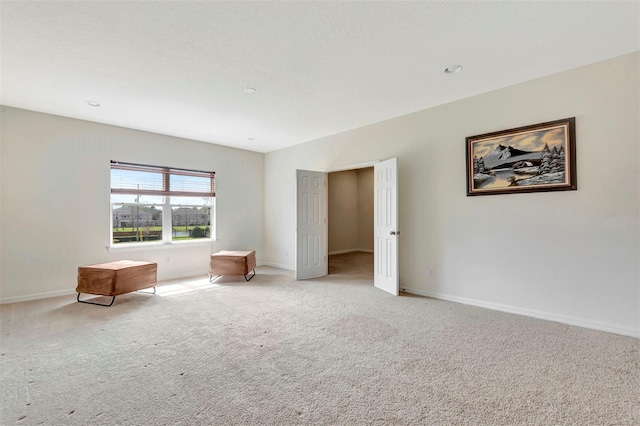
[248,137,255,141]
[85,101,101,107]
[443,65,462,75]
[244,88,257,94]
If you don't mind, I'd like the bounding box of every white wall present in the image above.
[0,107,264,302]
[264,53,640,337]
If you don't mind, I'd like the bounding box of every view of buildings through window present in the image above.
[110,162,215,244]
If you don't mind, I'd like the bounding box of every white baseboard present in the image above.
[260,261,294,271]
[329,248,374,255]
[401,287,639,338]
[0,289,77,305]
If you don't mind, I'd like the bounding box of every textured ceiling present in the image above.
[1,1,639,153]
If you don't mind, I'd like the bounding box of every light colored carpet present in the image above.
[1,253,638,425]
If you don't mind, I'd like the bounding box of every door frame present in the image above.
[295,160,380,281]
[323,160,381,174]
[296,158,399,292]
[324,161,380,275]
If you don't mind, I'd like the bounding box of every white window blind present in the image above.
[110,161,215,197]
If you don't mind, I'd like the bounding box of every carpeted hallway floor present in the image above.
[329,251,374,278]
[1,260,638,425]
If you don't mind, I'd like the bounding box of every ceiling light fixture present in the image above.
[85,101,101,107]
[443,64,462,75]
[248,137,255,141]
[244,88,257,94]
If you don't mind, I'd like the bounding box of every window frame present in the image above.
[110,161,216,248]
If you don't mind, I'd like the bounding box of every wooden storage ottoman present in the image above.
[209,250,256,281]
[76,260,157,306]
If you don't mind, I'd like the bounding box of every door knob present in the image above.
[390,231,400,236]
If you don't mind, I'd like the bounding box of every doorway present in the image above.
[295,158,398,295]
[327,167,374,280]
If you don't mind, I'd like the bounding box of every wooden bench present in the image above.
[76,260,157,306]
[209,250,256,282]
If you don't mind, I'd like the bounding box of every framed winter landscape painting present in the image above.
[466,117,576,196]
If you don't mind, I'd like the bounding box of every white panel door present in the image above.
[374,158,399,295]
[296,170,328,280]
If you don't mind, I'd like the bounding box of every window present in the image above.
[110,161,215,245]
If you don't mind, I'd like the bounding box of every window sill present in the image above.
[106,239,215,252]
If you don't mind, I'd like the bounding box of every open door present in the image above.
[295,170,328,280]
[374,158,399,295]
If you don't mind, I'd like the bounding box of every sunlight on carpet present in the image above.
[155,278,221,297]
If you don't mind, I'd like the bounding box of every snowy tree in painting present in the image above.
[478,157,486,174]
[538,144,552,175]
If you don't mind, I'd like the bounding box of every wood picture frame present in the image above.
[466,117,576,196]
